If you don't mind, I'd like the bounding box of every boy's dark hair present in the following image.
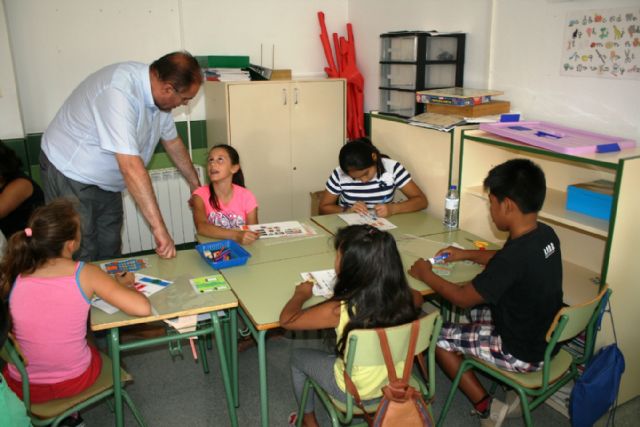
[150,51,203,93]
[483,158,546,214]
[331,225,419,358]
[339,138,386,178]
[208,144,245,211]
[0,141,24,182]
[0,198,80,298]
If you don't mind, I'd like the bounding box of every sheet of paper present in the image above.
[301,269,337,298]
[338,212,397,230]
[243,221,317,239]
[189,274,230,294]
[91,273,172,314]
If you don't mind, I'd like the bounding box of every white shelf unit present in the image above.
[458,130,640,405]
[370,112,476,220]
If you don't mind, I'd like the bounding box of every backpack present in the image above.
[569,292,625,427]
[344,320,434,427]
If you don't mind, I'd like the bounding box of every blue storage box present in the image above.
[196,240,251,269]
[566,180,614,221]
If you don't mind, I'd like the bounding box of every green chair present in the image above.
[438,287,611,427]
[296,310,443,427]
[0,337,146,427]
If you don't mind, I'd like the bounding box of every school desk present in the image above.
[196,218,335,264]
[310,210,449,238]
[217,231,489,427]
[90,250,239,427]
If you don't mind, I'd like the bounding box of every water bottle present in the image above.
[443,185,459,229]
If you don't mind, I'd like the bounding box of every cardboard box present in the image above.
[426,100,511,117]
[566,180,614,221]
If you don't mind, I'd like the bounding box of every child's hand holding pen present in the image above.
[433,246,465,263]
[114,271,135,288]
[373,203,393,218]
[236,230,259,245]
[349,201,369,215]
[294,281,314,300]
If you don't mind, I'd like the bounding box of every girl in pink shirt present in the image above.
[192,144,259,245]
[0,199,151,404]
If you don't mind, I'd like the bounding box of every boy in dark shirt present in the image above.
[409,159,563,427]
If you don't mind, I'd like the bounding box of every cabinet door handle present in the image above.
[294,88,299,105]
[282,88,287,105]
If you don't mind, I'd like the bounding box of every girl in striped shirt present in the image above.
[319,138,428,217]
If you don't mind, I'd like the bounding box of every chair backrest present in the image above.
[344,310,442,368]
[547,286,609,344]
[0,336,32,409]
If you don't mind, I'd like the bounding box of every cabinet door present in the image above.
[227,83,292,222]
[290,80,345,218]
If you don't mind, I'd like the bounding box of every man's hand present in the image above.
[154,227,176,259]
[409,258,433,282]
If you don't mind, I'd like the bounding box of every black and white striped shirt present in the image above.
[325,158,412,208]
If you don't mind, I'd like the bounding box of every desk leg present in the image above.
[257,329,268,427]
[109,328,124,427]
[230,309,239,407]
[211,313,239,427]
[238,308,269,427]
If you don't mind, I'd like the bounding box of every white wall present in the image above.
[0,0,24,139]
[3,0,638,142]
[3,0,348,134]
[348,0,494,113]
[490,0,640,141]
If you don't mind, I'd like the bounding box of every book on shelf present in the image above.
[416,87,504,106]
[407,112,466,131]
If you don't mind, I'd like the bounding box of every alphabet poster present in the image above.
[561,7,640,79]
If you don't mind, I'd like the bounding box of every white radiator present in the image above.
[121,165,205,254]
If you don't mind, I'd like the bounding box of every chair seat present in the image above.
[30,352,132,419]
[328,376,422,414]
[472,349,573,389]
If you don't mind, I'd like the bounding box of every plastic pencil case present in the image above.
[195,240,251,269]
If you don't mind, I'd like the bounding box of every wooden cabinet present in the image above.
[205,80,345,222]
[458,130,640,404]
[370,113,476,219]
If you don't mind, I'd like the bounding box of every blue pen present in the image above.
[428,253,450,264]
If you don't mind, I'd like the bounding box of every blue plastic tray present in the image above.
[195,240,251,269]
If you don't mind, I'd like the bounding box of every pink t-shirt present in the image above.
[8,262,92,384]
[192,184,258,229]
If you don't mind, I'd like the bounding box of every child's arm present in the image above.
[80,264,151,316]
[191,194,258,245]
[318,190,345,214]
[434,246,497,266]
[246,207,258,225]
[409,258,484,309]
[374,180,428,218]
[279,281,341,330]
[411,289,424,309]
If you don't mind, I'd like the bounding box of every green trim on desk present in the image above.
[461,130,621,170]
[600,158,626,288]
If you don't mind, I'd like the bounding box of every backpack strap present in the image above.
[376,319,420,383]
[344,370,374,426]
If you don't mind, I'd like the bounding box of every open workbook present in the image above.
[91,273,172,314]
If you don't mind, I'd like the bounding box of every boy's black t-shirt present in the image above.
[472,222,563,363]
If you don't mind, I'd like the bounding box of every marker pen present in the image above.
[428,253,450,264]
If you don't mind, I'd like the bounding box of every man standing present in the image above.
[40,51,202,261]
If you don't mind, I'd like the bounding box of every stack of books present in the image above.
[416,87,510,117]
[203,68,251,82]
